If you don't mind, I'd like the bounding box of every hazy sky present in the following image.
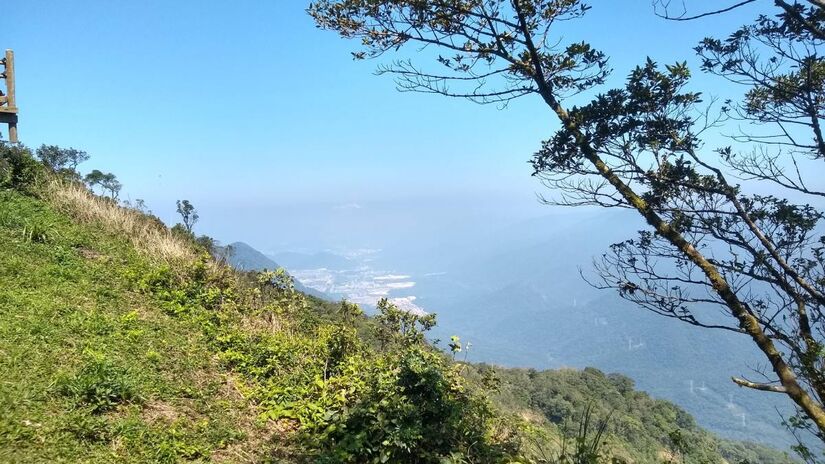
[5,1,764,249]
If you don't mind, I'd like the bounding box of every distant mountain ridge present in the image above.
[224,241,334,300]
[224,241,278,272]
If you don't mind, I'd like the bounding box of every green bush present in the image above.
[0,142,43,191]
[58,354,140,414]
[301,347,517,464]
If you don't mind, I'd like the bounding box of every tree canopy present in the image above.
[35,144,89,173]
[84,169,121,199]
[176,199,199,233]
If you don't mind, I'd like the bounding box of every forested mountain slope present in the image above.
[404,212,798,448]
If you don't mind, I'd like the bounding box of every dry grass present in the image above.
[41,178,195,263]
[140,399,183,424]
[519,409,546,424]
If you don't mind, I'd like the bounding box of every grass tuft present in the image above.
[22,219,56,243]
[57,353,141,414]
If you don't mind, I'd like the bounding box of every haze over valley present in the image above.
[225,200,798,448]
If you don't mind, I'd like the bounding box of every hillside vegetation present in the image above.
[0,142,797,463]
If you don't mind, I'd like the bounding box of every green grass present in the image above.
[0,190,256,463]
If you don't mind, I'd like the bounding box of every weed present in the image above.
[22,219,54,243]
[57,353,140,414]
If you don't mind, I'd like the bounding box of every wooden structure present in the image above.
[0,50,18,143]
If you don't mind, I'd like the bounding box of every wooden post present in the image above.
[0,49,18,143]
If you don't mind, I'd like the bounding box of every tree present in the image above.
[0,142,41,190]
[176,199,199,233]
[35,145,89,173]
[374,298,436,350]
[309,0,825,450]
[83,169,121,199]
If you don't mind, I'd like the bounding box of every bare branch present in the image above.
[733,376,789,393]
[653,0,757,21]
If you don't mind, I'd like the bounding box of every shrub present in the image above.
[58,354,140,414]
[170,223,195,242]
[0,142,43,191]
[295,346,518,463]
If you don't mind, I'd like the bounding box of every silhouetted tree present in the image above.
[176,199,198,233]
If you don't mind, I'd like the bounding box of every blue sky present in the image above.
[5,1,762,248]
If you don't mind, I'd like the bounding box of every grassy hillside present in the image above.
[0,143,799,463]
[0,189,257,462]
